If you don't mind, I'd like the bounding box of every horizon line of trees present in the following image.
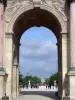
[19,72,58,88]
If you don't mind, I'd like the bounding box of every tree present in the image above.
[50,73,58,85]
[44,78,50,84]
[24,76,32,85]
[19,73,24,87]
[31,76,41,85]
[23,76,41,85]
[44,72,58,85]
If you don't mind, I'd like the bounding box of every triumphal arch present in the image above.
[0,0,75,100]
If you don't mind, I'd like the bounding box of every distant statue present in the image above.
[28,80,31,87]
[54,80,57,88]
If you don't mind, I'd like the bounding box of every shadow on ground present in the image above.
[20,91,59,100]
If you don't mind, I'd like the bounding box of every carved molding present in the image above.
[5,0,67,33]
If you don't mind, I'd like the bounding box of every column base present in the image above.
[0,68,6,99]
[13,92,17,99]
[8,94,13,100]
[17,91,19,97]
[63,96,70,100]
[70,97,75,100]
[63,96,75,100]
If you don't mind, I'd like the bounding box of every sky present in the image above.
[19,26,58,78]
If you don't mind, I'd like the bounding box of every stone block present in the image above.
[63,96,70,100]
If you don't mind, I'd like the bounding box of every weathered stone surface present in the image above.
[0,3,4,67]
[1,0,75,100]
[4,0,68,100]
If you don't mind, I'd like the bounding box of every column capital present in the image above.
[60,32,68,38]
[58,33,68,41]
[5,33,14,39]
[66,0,75,7]
[0,0,7,8]
[68,67,75,75]
[67,0,75,4]
[60,32,68,35]
[13,64,19,68]
[0,67,7,76]
[0,67,5,72]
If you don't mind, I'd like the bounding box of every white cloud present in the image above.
[19,39,58,78]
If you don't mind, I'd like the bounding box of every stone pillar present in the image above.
[16,64,19,97]
[68,1,75,100]
[57,39,62,99]
[0,2,4,67]
[70,0,75,68]
[16,48,19,97]
[61,33,69,100]
[12,64,18,99]
[0,2,6,99]
[12,40,19,99]
[5,33,14,100]
[58,33,68,100]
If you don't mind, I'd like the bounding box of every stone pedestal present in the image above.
[63,96,70,100]
[68,68,75,100]
[0,68,6,99]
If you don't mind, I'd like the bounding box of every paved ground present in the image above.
[14,87,59,100]
[14,91,59,100]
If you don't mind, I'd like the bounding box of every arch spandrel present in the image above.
[5,0,67,35]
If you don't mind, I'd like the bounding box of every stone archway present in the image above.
[4,1,68,100]
[1,0,75,100]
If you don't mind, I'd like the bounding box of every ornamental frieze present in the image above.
[5,0,67,23]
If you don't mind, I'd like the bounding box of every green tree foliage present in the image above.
[45,72,58,85]
[24,76,32,85]
[44,78,50,84]
[31,76,41,85]
[50,73,58,85]
[50,73,58,81]
[24,76,41,85]
[19,74,24,87]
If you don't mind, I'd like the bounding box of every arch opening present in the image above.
[13,8,62,42]
[10,7,64,100]
[19,26,58,99]
[19,26,58,77]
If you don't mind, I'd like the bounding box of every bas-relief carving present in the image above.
[45,0,67,21]
[5,0,67,23]
[6,0,29,22]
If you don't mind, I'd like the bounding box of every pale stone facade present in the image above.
[0,0,75,100]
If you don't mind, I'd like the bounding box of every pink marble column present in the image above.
[0,3,4,67]
[70,1,75,68]
[69,2,75,99]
